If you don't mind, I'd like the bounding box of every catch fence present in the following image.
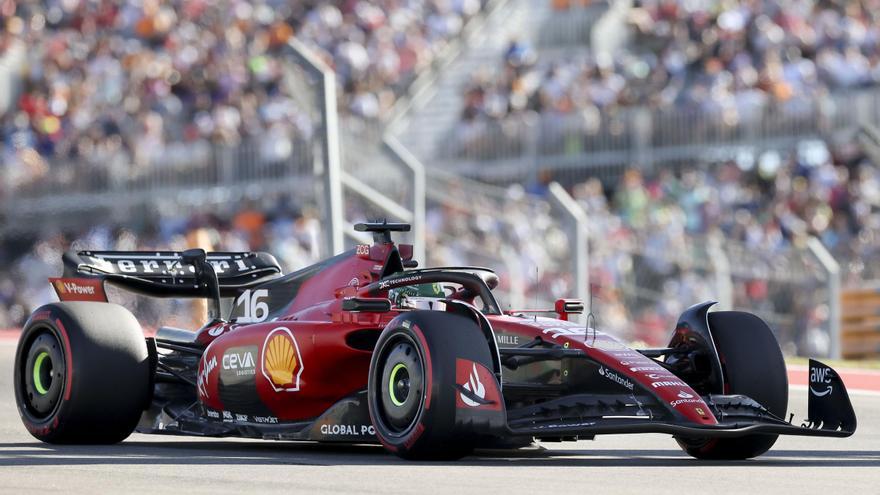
[444,88,880,184]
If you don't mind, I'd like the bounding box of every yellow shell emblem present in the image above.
[265,334,297,386]
[261,327,303,391]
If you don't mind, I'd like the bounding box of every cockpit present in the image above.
[359,267,502,315]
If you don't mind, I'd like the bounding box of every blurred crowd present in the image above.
[1,0,484,188]
[567,136,879,352]
[423,179,576,309]
[0,192,323,329]
[458,0,880,153]
[4,136,872,357]
[417,135,878,352]
[581,139,879,270]
[0,183,573,330]
[1,0,878,356]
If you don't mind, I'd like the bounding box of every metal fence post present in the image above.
[548,182,589,305]
[806,236,842,359]
[319,62,344,255]
[632,108,653,172]
[1,164,11,209]
[706,234,733,310]
[218,145,235,185]
[286,38,344,256]
[383,135,426,264]
[525,115,540,186]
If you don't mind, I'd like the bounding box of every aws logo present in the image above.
[261,327,304,392]
[810,366,834,397]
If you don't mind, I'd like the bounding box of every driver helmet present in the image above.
[388,282,444,307]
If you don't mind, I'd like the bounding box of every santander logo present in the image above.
[669,389,703,407]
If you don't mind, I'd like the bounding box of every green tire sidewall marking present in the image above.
[33,351,50,395]
[388,363,407,407]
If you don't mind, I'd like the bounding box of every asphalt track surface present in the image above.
[0,341,877,494]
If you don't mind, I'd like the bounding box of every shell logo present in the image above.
[261,327,304,392]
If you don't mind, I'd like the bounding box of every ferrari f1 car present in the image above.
[15,222,856,460]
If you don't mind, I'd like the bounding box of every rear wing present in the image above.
[60,250,282,298]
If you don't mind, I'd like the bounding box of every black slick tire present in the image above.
[14,302,151,444]
[677,311,788,460]
[368,311,495,460]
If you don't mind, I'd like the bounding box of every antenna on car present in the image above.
[354,219,411,244]
[585,281,596,345]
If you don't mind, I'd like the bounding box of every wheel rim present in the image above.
[32,351,51,395]
[388,363,410,407]
[376,335,424,434]
[21,330,65,419]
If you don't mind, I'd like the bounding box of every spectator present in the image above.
[456,0,880,157]
[1,0,488,188]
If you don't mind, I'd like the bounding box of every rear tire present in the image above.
[677,311,788,460]
[14,302,151,444]
[368,311,495,460]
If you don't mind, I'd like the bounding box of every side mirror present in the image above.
[342,297,393,313]
[555,298,584,321]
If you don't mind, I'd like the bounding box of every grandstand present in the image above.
[1,0,879,359]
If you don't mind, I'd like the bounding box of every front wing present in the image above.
[499,359,856,440]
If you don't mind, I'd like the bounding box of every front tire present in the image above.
[677,311,788,460]
[368,311,496,460]
[14,302,151,444]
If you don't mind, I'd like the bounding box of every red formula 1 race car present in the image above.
[15,222,856,460]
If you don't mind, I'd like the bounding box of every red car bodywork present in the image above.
[165,237,709,427]
[49,227,855,447]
